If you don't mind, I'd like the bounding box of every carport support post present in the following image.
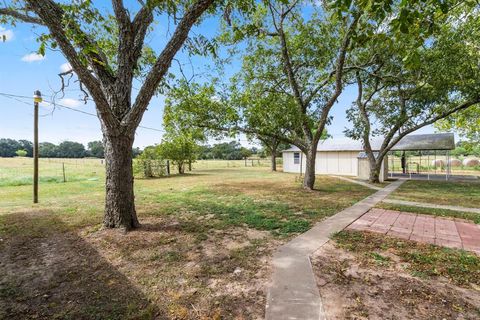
[446,150,450,181]
[427,153,430,180]
[390,152,393,178]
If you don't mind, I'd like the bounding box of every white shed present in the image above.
[281,133,455,182]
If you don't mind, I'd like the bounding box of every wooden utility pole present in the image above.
[33,90,42,203]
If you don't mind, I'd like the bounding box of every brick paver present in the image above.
[348,208,480,255]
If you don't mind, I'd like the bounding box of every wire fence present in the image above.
[0,158,105,187]
[0,157,282,186]
[193,158,282,169]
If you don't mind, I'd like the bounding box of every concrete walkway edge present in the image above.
[383,198,480,214]
[265,179,405,320]
[329,175,382,191]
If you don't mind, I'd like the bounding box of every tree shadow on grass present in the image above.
[0,212,163,320]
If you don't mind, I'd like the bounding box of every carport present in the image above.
[387,133,457,180]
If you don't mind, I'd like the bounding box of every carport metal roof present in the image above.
[282,133,455,152]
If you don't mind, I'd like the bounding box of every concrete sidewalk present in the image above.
[265,179,405,320]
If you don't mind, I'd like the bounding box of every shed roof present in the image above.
[282,133,455,152]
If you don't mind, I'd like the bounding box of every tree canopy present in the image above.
[343,2,480,181]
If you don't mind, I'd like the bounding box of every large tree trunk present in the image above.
[368,154,385,184]
[303,148,316,190]
[271,152,277,171]
[369,160,381,183]
[103,133,139,230]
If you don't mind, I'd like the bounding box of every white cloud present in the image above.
[21,52,46,62]
[60,62,73,73]
[59,98,82,108]
[0,27,14,42]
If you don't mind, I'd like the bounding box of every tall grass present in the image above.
[0,158,104,187]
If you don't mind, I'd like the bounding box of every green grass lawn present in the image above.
[388,179,480,208]
[0,159,373,319]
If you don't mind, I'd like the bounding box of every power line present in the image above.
[0,92,348,140]
[0,92,165,133]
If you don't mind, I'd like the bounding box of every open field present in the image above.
[387,179,480,208]
[0,158,372,319]
[0,157,105,187]
[0,158,281,187]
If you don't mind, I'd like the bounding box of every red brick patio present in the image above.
[347,208,480,255]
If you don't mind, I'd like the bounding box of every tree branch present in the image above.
[0,7,44,24]
[126,0,215,131]
[25,0,118,133]
[313,13,361,143]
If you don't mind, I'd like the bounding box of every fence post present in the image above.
[62,162,66,182]
[245,158,247,167]
[188,160,192,171]
[166,160,170,176]
[251,159,254,167]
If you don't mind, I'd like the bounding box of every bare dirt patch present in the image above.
[82,216,277,319]
[0,213,156,319]
[312,241,480,320]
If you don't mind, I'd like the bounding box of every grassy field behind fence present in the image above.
[0,157,282,187]
[0,158,105,187]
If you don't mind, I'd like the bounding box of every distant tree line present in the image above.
[197,141,258,160]
[0,138,142,158]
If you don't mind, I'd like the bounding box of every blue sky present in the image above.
[0,5,436,149]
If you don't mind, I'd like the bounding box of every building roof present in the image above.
[282,133,455,152]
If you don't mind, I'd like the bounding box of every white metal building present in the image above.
[281,133,455,182]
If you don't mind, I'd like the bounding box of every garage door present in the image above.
[316,152,357,176]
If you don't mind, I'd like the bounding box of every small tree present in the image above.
[133,146,166,178]
[157,135,198,174]
[15,149,27,157]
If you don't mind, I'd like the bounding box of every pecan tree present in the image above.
[0,0,230,230]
